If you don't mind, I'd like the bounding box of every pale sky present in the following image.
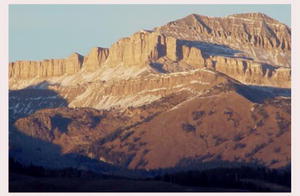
[9,4,291,62]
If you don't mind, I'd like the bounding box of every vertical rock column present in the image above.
[9,53,84,79]
[181,46,206,67]
[166,36,181,61]
[105,31,168,67]
[65,53,84,74]
[83,48,109,71]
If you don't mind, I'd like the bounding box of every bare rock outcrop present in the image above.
[157,13,291,67]
[105,31,167,67]
[9,13,291,89]
[207,56,291,88]
[181,45,205,67]
[9,53,83,79]
[54,68,228,109]
[83,47,109,71]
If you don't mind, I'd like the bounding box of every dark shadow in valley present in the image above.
[25,80,52,89]
[149,62,168,73]
[234,84,290,103]
[9,81,68,123]
[9,126,136,178]
[51,114,72,133]
[178,40,253,60]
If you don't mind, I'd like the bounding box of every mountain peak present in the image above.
[226,12,281,24]
[175,12,284,27]
[176,13,210,25]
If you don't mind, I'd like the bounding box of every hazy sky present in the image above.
[9,4,291,62]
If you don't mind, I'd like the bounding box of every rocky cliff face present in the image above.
[8,13,291,129]
[9,53,84,79]
[207,56,291,87]
[157,13,291,67]
[9,13,291,89]
[105,31,166,67]
[53,68,230,110]
[83,47,109,71]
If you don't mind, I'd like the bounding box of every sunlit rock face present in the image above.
[9,53,84,79]
[83,47,109,71]
[157,13,291,67]
[9,13,290,90]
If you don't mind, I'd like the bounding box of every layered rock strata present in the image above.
[83,47,109,71]
[9,13,291,91]
[157,13,291,67]
[9,53,84,79]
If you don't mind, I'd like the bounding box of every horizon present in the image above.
[9,4,291,62]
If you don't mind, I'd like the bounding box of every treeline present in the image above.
[152,166,291,192]
[9,158,291,192]
[9,158,104,178]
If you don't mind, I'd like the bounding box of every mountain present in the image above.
[13,88,290,170]
[156,13,290,66]
[9,12,291,181]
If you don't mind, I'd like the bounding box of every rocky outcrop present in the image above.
[9,13,291,89]
[165,36,179,61]
[53,68,228,109]
[206,56,291,88]
[181,45,205,67]
[105,31,206,67]
[105,31,167,67]
[9,53,84,79]
[157,13,291,67]
[83,47,109,71]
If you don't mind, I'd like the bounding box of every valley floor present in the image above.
[9,172,290,192]
[9,173,250,192]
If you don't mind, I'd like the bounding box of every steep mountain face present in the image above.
[9,13,291,172]
[9,13,290,90]
[157,13,291,67]
[83,47,109,71]
[9,53,84,79]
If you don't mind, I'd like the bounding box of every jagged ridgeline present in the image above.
[9,13,290,181]
[10,13,290,87]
